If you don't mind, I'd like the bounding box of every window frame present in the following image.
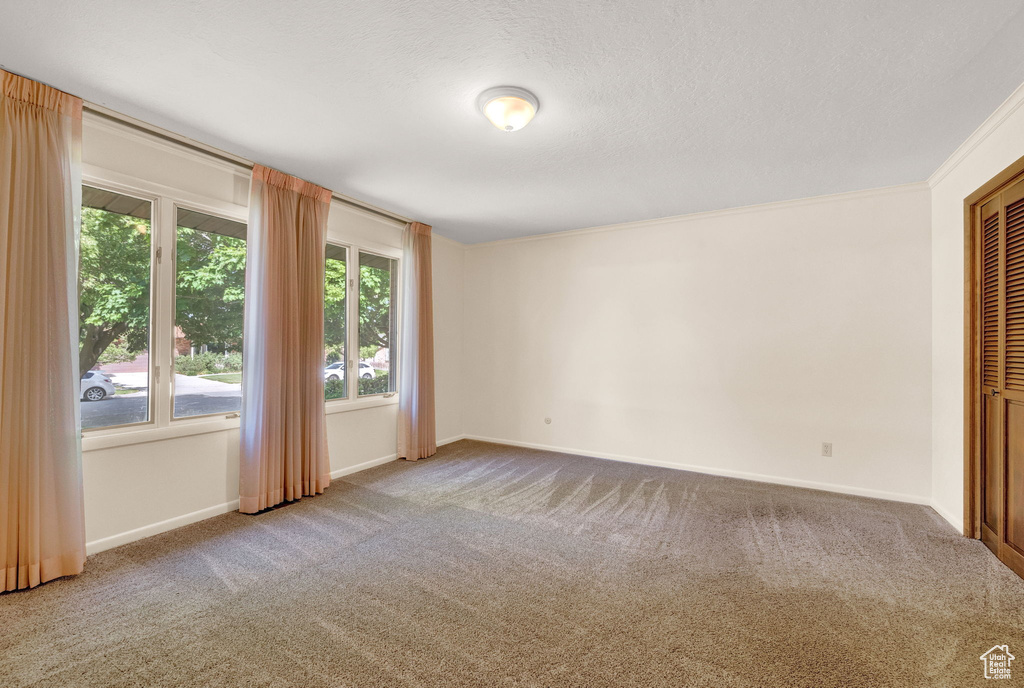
[323,242,402,406]
[81,166,249,445]
[355,248,400,399]
[78,177,159,432]
[170,201,249,422]
[80,165,402,450]
[323,241,351,402]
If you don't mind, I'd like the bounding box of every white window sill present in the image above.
[82,416,238,452]
[325,394,398,415]
[82,395,398,452]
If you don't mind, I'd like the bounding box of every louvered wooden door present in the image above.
[978,176,1024,577]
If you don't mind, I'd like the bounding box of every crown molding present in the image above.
[928,81,1024,188]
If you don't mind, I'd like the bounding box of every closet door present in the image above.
[979,177,1024,578]
[980,197,1001,554]
[1001,179,1024,575]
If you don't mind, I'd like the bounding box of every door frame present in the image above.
[964,153,1024,538]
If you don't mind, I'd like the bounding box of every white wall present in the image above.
[80,117,465,552]
[78,77,1024,552]
[433,234,466,442]
[929,83,1024,532]
[463,185,934,503]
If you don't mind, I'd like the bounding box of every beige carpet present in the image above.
[2,440,1023,687]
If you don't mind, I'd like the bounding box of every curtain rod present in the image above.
[0,65,410,224]
[82,103,413,226]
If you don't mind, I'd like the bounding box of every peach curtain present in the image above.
[397,222,437,461]
[239,165,332,514]
[0,71,86,590]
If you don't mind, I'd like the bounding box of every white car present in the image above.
[81,370,116,401]
[324,361,375,380]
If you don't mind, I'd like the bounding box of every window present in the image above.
[324,244,347,400]
[78,170,399,439]
[358,252,397,396]
[79,186,153,430]
[173,209,247,418]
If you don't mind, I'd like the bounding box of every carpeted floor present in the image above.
[2,440,1023,687]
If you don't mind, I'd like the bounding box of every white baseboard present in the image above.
[329,453,397,480]
[929,499,964,533]
[85,435,471,556]
[462,435,932,506]
[85,499,241,556]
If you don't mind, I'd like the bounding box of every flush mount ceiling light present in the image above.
[478,86,539,132]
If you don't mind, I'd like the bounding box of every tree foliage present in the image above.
[359,263,392,353]
[79,206,395,382]
[175,227,246,352]
[358,372,390,396]
[79,208,151,375]
[324,378,345,400]
[324,257,347,363]
[97,339,140,366]
[174,352,243,376]
[325,258,394,365]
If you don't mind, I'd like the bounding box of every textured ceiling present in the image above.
[4,1,1024,243]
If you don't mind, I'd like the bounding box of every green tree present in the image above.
[78,208,151,375]
[98,339,140,366]
[324,257,346,363]
[359,263,392,356]
[175,228,246,352]
[324,258,394,365]
[79,208,248,376]
[80,205,395,382]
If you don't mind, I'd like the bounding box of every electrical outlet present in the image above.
[822,442,833,458]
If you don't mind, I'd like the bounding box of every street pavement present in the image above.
[81,373,242,429]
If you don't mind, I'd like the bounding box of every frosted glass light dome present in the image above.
[478,87,539,132]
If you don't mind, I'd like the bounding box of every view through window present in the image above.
[79,186,153,430]
[78,180,397,430]
[173,209,247,418]
[358,252,397,396]
[324,244,347,400]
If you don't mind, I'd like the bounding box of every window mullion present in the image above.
[349,251,359,401]
[391,257,400,395]
[152,196,176,428]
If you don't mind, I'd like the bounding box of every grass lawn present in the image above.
[115,388,143,395]
[200,373,243,384]
[375,368,388,377]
